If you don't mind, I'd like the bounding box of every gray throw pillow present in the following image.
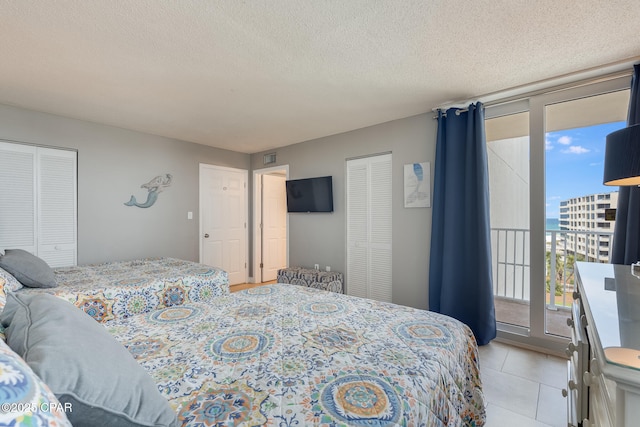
[1,292,178,427]
[0,249,56,288]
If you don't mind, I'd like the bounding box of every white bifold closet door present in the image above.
[0,141,77,267]
[346,153,392,302]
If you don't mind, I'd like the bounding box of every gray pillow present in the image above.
[1,292,177,427]
[0,249,56,288]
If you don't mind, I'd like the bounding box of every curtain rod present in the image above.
[434,108,470,118]
[432,56,639,119]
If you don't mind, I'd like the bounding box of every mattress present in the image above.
[19,257,228,322]
[107,284,486,426]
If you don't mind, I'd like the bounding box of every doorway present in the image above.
[485,75,630,351]
[541,87,628,337]
[253,165,289,283]
[199,164,248,285]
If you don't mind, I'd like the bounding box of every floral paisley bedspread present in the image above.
[19,258,228,323]
[107,284,486,426]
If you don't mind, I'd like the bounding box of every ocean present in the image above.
[546,218,560,231]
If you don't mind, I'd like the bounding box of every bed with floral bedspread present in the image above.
[19,257,228,322]
[106,284,486,426]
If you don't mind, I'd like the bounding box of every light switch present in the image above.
[187,211,193,220]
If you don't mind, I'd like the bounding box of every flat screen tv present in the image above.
[285,176,333,213]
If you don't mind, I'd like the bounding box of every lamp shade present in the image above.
[603,124,640,186]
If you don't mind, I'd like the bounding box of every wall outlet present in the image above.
[314,264,319,270]
[325,266,331,272]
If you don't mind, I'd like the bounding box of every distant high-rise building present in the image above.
[558,191,618,262]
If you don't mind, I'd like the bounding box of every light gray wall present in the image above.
[251,113,436,310]
[0,103,249,265]
[0,103,435,308]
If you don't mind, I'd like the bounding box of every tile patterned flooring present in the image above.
[480,340,567,426]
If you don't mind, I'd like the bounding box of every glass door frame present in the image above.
[485,99,530,338]
[488,75,630,353]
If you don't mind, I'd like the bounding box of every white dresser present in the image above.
[567,262,640,426]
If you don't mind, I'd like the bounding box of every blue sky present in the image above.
[545,121,626,218]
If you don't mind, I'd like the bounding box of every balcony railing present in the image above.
[491,228,614,309]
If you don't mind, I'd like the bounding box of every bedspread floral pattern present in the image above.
[107,284,486,426]
[21,258,228,322]
[0,340,72,427]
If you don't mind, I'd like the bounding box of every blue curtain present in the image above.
[611,64,640,265]
[429,103,496,345]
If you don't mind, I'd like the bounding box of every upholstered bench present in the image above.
[277,267,344,293]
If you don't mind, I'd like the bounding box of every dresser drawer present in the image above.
[585,350,616,426]
[574,262,640,427]
[567,300,589,422]
[565,360,579,427]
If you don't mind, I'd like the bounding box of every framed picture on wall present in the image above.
[404,162,430,208]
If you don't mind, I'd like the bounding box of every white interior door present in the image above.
[200,165,247,285]
[367,155,393,302]
[0,142,77,268]
[0,142,36,255]
[37,147,77,267]
[261,174,287,281]
[346,160,369,298]
[346,153,392,302]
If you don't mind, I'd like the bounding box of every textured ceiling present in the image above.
[1,1,639,154]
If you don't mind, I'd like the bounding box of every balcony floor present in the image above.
[495,297,571,337]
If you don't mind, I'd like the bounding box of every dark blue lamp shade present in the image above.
[603,124,640,186]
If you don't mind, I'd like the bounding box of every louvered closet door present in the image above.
[347,160,369,298]
[0,142,77,268]
[37,148,77,267]
[0,142,36,254]
[368,155,392,302]
[346,153,392,302]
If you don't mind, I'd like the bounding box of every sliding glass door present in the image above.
[542,88,628,338]
[486,76,630,349]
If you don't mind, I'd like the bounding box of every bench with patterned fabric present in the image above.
[277,267,343,293]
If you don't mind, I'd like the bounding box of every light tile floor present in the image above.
[479,341,567,427]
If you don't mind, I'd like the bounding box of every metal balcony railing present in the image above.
[491,228,614,309]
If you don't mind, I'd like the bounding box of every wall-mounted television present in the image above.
[285,176,333,213]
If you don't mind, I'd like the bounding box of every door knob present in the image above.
[204,234,210,238]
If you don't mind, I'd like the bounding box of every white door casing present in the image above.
[261,174,287,281]
[252,165,289,284]
[199,164,248,285]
